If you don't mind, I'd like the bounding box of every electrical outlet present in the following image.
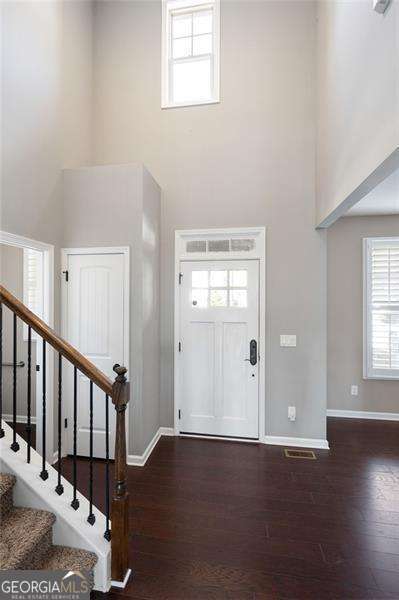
[288,406,296,421]
[351,385,358,396]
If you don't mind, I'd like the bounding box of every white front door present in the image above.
[64,251,127,458]
[179,260,259,439]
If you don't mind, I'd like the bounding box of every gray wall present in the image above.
[1,0,94,452]
[62,164,161,454]
[1,0,93,243]
[0,245,37,418]
[93,0,327,442]
[316,0,399,225]
[328,215,399,413]
[141,169,161,451]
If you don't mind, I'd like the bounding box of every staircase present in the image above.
[0,472,97,582]
[0,284,131,591]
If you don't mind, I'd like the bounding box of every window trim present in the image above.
[161,0,220,109]
[363,236,399,380]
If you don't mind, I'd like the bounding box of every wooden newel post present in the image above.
[111,364,130,583]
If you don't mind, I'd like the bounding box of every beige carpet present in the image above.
[0,472,97,586]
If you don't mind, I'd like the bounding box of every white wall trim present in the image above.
[3,414,37,425]
[0,230,54,462]
[174,226,266,442]
[327,409,399,421]
[60,246,130,456]
[127,427,174,467]
[263,435,330,450]
[111,568,132,589]
[179,433,260,443]
[316,147,399,228]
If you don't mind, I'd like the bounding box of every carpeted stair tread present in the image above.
[0,473,16,520]
[41,545,98,572]
[0,473,16,497]
[0,507,55,569]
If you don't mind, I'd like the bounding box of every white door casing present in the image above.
[178,260,259,439]
[62,249,129,459]
[0,231,54,463]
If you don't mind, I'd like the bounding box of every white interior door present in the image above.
[179,260,259,438]
[65,252,127,458]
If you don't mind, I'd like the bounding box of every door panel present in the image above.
[179,260,259,438]
[222,322,247,420]
[65,252,126,458]
[183,321,215,418]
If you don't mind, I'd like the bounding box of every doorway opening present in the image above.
[174,227,266,442]
[0,231,54,461]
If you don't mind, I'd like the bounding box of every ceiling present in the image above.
[346,168,399,216]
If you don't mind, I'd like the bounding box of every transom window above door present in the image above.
[191,269,248,308]
[162,0,220,108]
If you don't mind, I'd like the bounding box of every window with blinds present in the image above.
[364,237,399,378]
[23,248,44,340]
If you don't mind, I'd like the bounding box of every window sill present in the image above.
[161,98,220,109]
[363,374,399,381]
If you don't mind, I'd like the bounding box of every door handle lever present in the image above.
[249,340,257,365]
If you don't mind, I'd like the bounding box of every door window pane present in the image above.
[230,290,247,308]
[192,289,208,308]
[230,270,247,288]
[192,271,208,288]
[210,270,227,287]
[210,289,227,307]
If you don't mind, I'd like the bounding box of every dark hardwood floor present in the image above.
[7,421,36,449]
[33,418,399,598]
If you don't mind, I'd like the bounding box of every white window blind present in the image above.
[23,248,43,340]
[162,0,220,108]
[364,238,399,378]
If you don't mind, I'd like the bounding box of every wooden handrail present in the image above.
[1,283,131,585]
[0,285,113,396]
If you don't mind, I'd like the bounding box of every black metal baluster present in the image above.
[10,313,19,452]
[40,340,48,479]
[87,381,95,525]
[71,366,79,510]
[26,326,32,463]
[0,303,4,439]
[104,393,111,541]
[55,353,64,495]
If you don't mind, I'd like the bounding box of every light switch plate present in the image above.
[280,335,297,347]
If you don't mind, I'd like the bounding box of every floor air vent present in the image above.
[284,448,316,460]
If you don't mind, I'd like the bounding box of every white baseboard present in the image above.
[263,435,330,450]
[127,427,174,467]
[112,568,132,589]
[3,414,37,425]
[178,433,260,443]
[327,409,399,421]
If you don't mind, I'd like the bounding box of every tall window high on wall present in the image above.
[161,0,220,108]
[364,237,399,379]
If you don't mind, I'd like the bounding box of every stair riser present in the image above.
[0,488,14,521]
